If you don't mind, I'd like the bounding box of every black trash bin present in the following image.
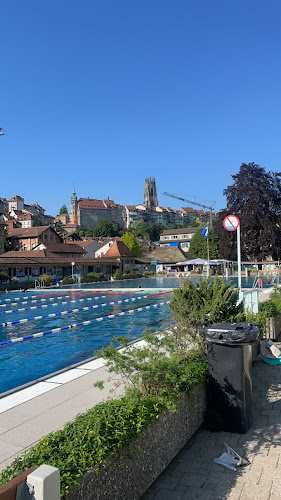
[201,322,259,434]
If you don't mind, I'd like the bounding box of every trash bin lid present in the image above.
[200,322,259,344]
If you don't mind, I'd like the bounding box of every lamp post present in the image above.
[0,128,5,136]
[71,261,75,279]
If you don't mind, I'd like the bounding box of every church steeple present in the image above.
[71,187,78,223]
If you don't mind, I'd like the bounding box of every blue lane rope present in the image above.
[0,293,172,327]
[0,301,171,346]
[0,290,148,315]
[0,290,113,308]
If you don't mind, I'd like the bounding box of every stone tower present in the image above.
[144,177,158,207]
[70,188,78,223]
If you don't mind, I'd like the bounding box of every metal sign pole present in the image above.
[237,225,242,290]
[207,235,210,278]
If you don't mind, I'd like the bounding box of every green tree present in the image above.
[32,217,42,227]
[189,227,219,259]
[128,221,165,241]
[215,163,281,260]
[128,220,147,238]
[93,220,120,237]
[121,232,142,257]
[59,205,68,215]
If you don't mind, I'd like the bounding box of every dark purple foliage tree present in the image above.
[214,163,281,261]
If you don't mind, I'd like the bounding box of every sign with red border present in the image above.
[223,215,240,232]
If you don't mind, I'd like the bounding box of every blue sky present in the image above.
[1,0,281,216]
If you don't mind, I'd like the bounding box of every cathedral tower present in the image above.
[144,177,158,207]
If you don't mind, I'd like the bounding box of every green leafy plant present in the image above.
[95,329,208,411]
[113,269,121,278]
[96,273,105,279]
[0,395,164,497]
[86,272,96,279]
[169,275,244,328]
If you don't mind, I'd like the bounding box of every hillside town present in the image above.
[0,178,218,286]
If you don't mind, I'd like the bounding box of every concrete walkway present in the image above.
[0,359,123,470]
[141,359,281,500]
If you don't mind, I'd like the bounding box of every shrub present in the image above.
[0,395,165,497]
[95,329,208,411]
[96,273,105,279]
[113,269,121,278]
[86,272,96,279]
[144,271,154,275]
[62,276,73,282]
[0,272,8,284]
[156,271,165,275]
[259,300,280,318]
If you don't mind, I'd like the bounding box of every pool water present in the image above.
[0,275,273,395]
[0,287,173,394]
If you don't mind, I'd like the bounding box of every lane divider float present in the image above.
[0,301,171,346]
[0,290,114,308]
[0,292,173,327]
[0,291,141,314]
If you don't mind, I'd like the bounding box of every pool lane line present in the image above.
[0,290,141,313]
[0,290,140,314]
[0,290,115,308]
[0,292,173,327]
[0,301,171,346]
[0,290,84,303]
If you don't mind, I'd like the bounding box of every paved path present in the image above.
[0,360,123,470]
[141,359,281,500]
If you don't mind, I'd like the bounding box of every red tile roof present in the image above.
[8,226,58,238]
[105,240,135,257]
[78,198,123,210]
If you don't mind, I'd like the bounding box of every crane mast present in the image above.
[162,192,215,226]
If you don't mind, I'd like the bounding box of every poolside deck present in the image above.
[1,356,281,499]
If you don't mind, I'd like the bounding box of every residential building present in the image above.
[33,242,86,259]
[7,226,61,251]
[95,239,117,258]
[159,227,202,252]
[67,239,101,258]
[104,240,135,272]
[8,195,24,212]
[0,198,9,216]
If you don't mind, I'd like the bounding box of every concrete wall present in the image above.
[64,383,206,500]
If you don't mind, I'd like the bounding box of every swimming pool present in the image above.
[0,287,173,395]
[0,275,272,395]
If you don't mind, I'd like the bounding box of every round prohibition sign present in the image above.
[223,215,240,231]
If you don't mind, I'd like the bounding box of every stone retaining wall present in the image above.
[64,383,206,500]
